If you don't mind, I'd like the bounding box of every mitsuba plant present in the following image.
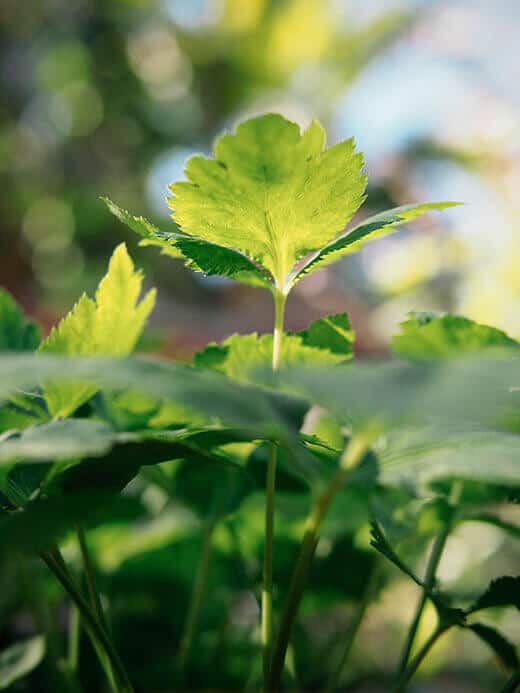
[104,114,457,686]
[1,114,518,693]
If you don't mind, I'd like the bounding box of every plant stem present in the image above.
[268,434,373,691]
[177,518,216,677]
[41,551,134,693]
[327,563,380,691]
[262,289,286,686]
[76,526,120,692]
[67,605,81,676]
[501,668,520,693]
[394,624,448,692]
[396,480,463,676]
[76,526,110,635]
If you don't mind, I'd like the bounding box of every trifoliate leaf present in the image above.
[0,289,41,351]
[393,313,520,360]
[102,197,272,289]
[39,244,156,418]
[169,114,366,289]
[104,116,458,297]
[467,623,519,669]
[289,202,460,288]
[0,636,45,690]
[193,313,353,383]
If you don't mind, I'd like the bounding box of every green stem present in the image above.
[327,563,380,691]
[76,526,120,693]
[76,526,109,634]
[41,551,134,693]
[262,289,286,687]
[67,605,81,675]
[268,434,373,691]
[394,624,448,692]
[396,481,463,676]
[501,668,520,693]
[177,518,216,677]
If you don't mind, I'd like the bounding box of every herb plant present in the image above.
[0,114,518,692]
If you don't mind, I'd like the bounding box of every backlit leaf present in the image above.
[166,113,366,290]
[194,313,353,383]
[39,244,156,418]
[289,202,460,287]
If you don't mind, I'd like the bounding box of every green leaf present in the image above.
[0,635,45,690]
[378,425,520,489]
[468,576,520,613]
[194,313,353,383]
[39,243,156,418]
[102,197,272,289]
[289,202,460,288]
[0,354,308,439]
[296,313,354,356]
[393,313,520,360]
[277,356,519,430]
[0,492,135,556]
[169,113,366,289]
[0,289,41,352]
[467,623,519,669]
[0,419,114,465]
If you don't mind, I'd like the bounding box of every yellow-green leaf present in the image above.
[39,244,155,418]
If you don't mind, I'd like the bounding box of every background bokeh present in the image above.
[2,0,519,357]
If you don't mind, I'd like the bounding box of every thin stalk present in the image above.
[394,624,448,692]
[396,481,463,676]
[327,563,380,691]
[76,526,120,693]
[501,668,520,693]
[268,434,373,691]
[177,518,216,677]
[41,551,134,693]
[76,526,109,634]
[67,605,81,676]
[262,289,286,686]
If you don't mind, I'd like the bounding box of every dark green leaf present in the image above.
[102,197,273,289]
[0,289,41,352]
[468,623,519,669]
[468,576,520,614]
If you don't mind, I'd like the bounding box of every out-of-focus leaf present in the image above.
[378,425,520,489]
[0,492,131,557]
[468,576,520,613]
[460,514,520,540]
[277,356,520,430]
[0,419,114,465]
[0,635,45,690]
[0,290,41,352]
[0,354,308,439]
[39,244,156,418]
[393,313,519,360]
[467,623,519,669]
